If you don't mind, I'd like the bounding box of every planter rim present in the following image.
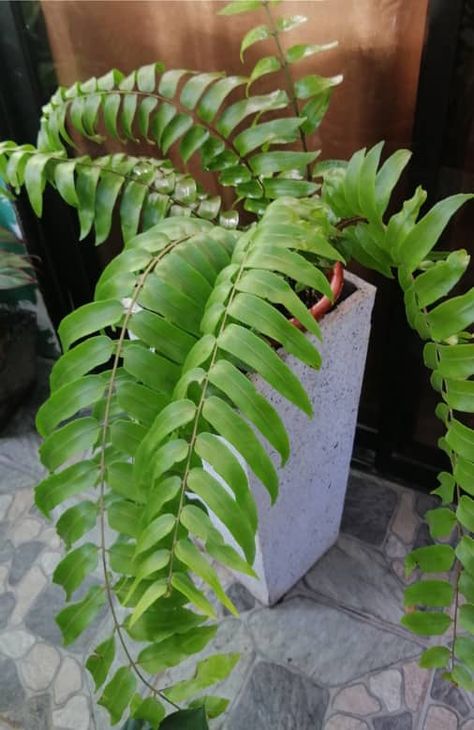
[317,270,376,327]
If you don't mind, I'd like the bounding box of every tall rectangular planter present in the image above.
[231,272,376,605]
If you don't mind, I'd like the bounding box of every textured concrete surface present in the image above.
[241,273,377,604]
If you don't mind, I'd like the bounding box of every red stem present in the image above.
[290,261,344,331]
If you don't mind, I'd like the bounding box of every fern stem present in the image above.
[166,235,252,589]
[44,88,262,198]
[262,0,310,180]
[336,216,366,231]
[410,279,464,676]
[76,159,197,217]
[450,533,462,671]
[97,242,187,710]
[5,147,200,221]
[445,410,464,673]
[430,319,465,674]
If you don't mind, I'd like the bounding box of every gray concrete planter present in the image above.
[216,272,376,605]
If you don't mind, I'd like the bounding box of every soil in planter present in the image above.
[299,278,356,312]
[0,309,37,429]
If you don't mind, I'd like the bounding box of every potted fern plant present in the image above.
[0,0,473,726]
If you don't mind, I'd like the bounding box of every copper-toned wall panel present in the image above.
[41,0,429,159]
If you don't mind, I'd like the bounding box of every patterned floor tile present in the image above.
[0,373,472,729]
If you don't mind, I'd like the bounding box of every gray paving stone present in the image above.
[225,583,257,614]
[385,534,407,559]
[24,580,106,653]
[11,515,42,546]
[304,534,404,624]
[52,694,90,730]
[372,713,413,730]
[0,629,35,658]
[20,642,61,691]
[403,660,431,712]
[0,591,15,629]
[369,669,402,712]
[0,432,45,493]
[326,716,369,729]
[415,494,438,519]
[333,683,380,714]
[226,661,328,730]
[247,597,421,686]
[22,693,52,730]
[0,494,12,520]
[431,669,471,717]
[413,523,432,549]
[0,521,13,564]
[11,564,47,624]
[54,656,82,704]
[7,487,34,522]
[414,520,457,551]
[424,705,459,730]
[391,492,418,545]
[0,657,25,712]
[341,473,397,546]
[0,521,8,543]
[24,583,64,645]
[9,540,44,585]
[0,564,7,592]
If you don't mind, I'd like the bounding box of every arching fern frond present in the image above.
[36,20,340,218]
[398,241,474,691]
[37,64,313,211]
[0,142,227,244]
[319,143,473,280]
[323,142,474,689]
[34,199,341,725]
[221,0,342,178]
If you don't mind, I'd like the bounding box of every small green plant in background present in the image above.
[0,183,58,360]
[0,0,472,726]
[0,239,35,291]
[0,189,35,292]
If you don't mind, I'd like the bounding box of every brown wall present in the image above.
[41,0,429,160]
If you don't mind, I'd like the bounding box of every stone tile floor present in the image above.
[0,359,472,729]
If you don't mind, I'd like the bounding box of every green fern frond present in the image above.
[222,0,341,175]
[34,199,339,725]
[37,25,339,215]
[0,142,227,243]
[327,143,474,687]
[37,64,312,209]
[399,239,474,690]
